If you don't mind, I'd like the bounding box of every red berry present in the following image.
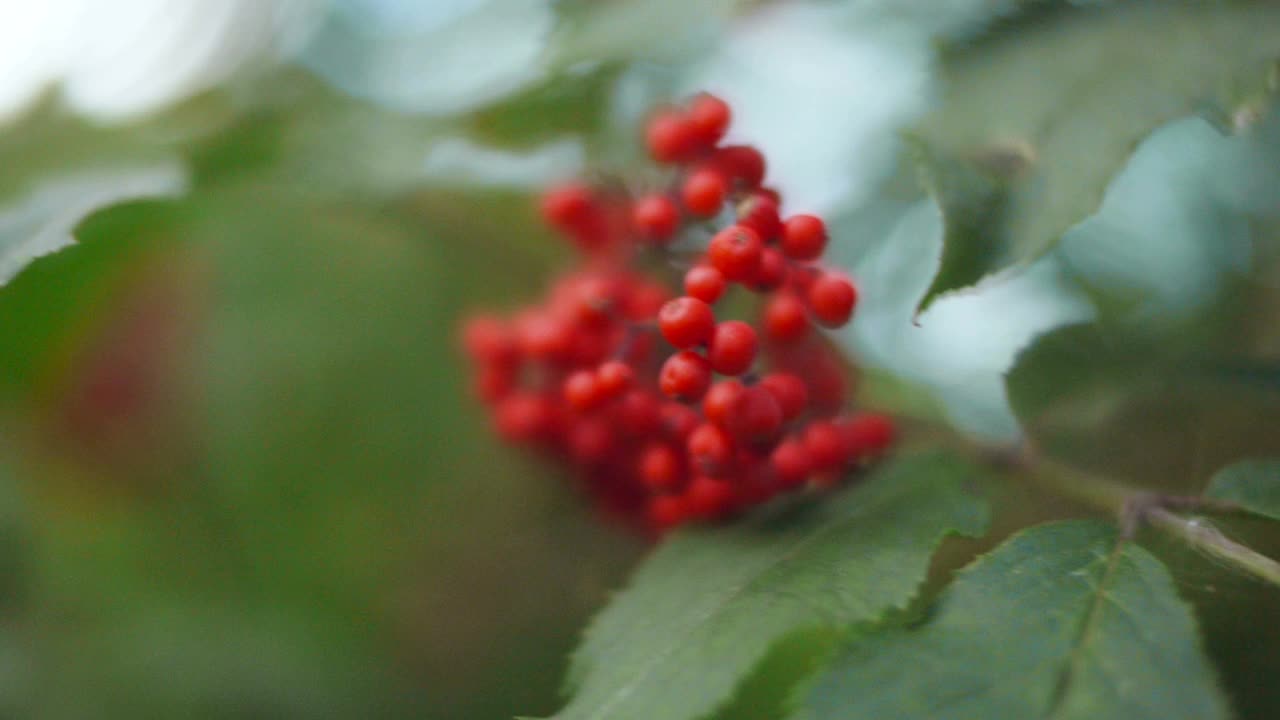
[842,413,896,457]
[727,385,783,443]
[687,423,734,476]
[660,402,701,440]
[762,292,809,343]
[713,145,766,188]
[474,363,516,404]
[625,279,672,321]
[461,314,517,364]
[687,93,731,146]
[708,225,763,282]
[803,421,848,473]
[563,370,603,411]
[736,192,781,241]
[684,265,726,305]
[539,183,594,230]
[759,372,808,420]
[736,464,780,506]
[516,311,573,361]
[595,360,634,400]
[702,379,746,429]
[769,438,811,488]
[659,350,712,401]
[708,321,758,376]
[808,273,858,327]
[781,215,828,261]
[685,475,736,519]
[750,247,787,291]
[633,194,680,242]
[658,296,716,348]
[568,417,615,465]
[648,494,690,530]
[615,389,662,436]
[639,443,684,490]
[646,109,698,163]
[494,393,558,443]
[681,168,728,217]
[564,275,616,328]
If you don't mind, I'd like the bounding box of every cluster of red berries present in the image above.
[461,93,895,535]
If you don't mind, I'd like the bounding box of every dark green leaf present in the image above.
[1206,460,1280,522]
[794,520,1229,720]
[914,0,1280,310]
[546,451,990,720]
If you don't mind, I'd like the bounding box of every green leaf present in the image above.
[914,0,1280,311]
[793,520,1230,720]
[1205,460,1280,522]
[545,451,990,720]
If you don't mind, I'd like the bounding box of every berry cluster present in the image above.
[461,93,895,535]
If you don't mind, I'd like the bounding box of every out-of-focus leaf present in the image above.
[914,1,1280,311]
[544,451,990,720]
[0,199,185,401]
[0,97,222,286]
[1005,322,1280,490]
[793,520,1229,720]
[1206,460,1280,522]
[551,0,743,67]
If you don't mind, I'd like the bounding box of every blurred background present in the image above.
[0,0,1278,718]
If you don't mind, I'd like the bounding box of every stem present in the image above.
[1145,507,1280,587]
[907,419,1280,588]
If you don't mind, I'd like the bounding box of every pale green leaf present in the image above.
[546,451,991,720]
[1205,460,1280,522]
[793,520,1229,720]
[915,0,1280,310]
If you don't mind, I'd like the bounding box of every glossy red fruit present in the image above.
[633,194,680,242]
[681,168,728,217]
[646,109,698,163]
[660,402,701,440]
[736,191,782,241]
[474,364,516,405]
[684,265,727,305]
[750,247,787,291]
[563,370,603,411]
[595,360,634,400]
[687,422,734,476]
[638,442,684,490]
[713,145,766,188]
[708,321,758,376]
[658,296,716,348]
[515,311,573,361]
[808,273,858,327]
[615,389,662,437]
[842,413,896,457]
[494,393,558,443]
[659,350,712,401]
[685,475,737,519]
[702,379,746,429]
[727,385,783,443]
[769,438,811,488]
[648,494,690,530]
[762,292,809,343]
[568,416,615,465]
[688,92,731,146]
[759,372,808,420]
[539,183,594,230]
[780,214,828,261]
[707,225,763,282]
[461,314,517,364]
[803,421,848,473]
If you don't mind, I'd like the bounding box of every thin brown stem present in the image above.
[901,416,1280,589]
